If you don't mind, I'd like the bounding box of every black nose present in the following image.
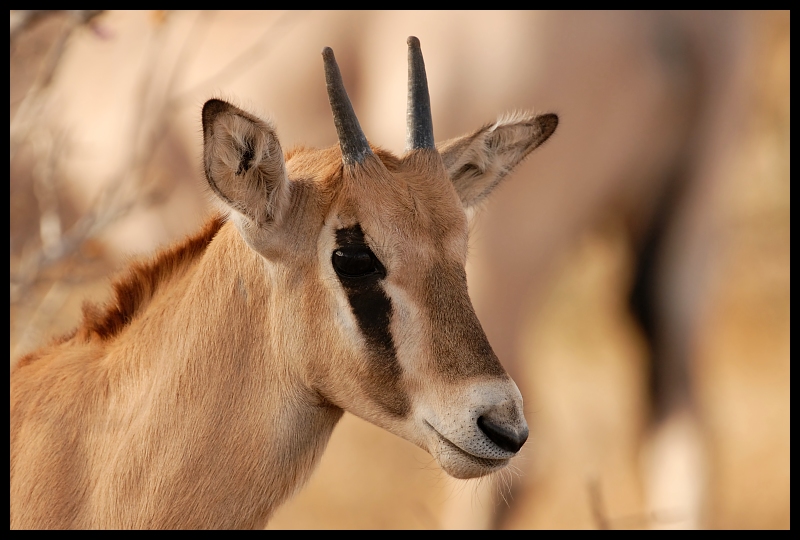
[477,415,528,453]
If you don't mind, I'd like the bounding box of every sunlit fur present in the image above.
[10,91,556,528]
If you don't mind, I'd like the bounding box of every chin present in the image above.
[430,429,512,479]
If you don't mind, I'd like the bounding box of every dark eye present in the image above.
[332,246,382,278]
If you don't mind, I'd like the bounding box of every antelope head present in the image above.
[201,37,557,480]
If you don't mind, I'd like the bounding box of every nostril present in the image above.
[477,416,528,453]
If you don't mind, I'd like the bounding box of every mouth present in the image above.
[424,420,510,474]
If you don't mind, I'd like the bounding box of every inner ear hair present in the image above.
[439,112,558,210]
[201,99,289,227]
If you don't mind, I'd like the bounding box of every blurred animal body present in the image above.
[9,38,557,529]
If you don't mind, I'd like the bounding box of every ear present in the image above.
[201,99,289,227]
[438,112,558,210]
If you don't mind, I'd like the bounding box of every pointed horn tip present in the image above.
[321,46,334,60]
[407,36,421,49]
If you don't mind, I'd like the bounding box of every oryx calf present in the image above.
[10,37,557,529]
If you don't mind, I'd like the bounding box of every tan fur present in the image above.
[10,47,556,529]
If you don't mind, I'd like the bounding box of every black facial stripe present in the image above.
[334,225,408,417]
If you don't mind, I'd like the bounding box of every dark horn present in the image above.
[406,36,435,150]
[322,47,373,165]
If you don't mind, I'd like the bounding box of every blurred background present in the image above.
[9,10,789,529]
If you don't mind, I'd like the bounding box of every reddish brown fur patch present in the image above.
[11,213,226,368]
[74,214,226,342]
[12,212,225,371]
